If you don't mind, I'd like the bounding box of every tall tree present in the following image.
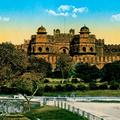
[101,61,120,83]
[0,42,28,81]
[28,57,52,76]
[55,53,73,78]
[74,63,100,82]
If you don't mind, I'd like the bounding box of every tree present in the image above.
[74,63,100,82]
[11,72,44,112]
[55,54,73,78]
[101,61,120,83]
[28,57,52,77]
[0,42,28,81]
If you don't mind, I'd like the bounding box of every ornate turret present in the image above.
[80,25,90,34]
[37,25,47,34]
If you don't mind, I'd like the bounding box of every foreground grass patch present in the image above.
[25,105,87,120]
[0,114,30,120]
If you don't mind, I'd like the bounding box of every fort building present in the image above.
[17,25,120,69]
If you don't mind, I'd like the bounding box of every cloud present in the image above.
[46,10,68,17]
[72,13,77,18]
[111,13,120,21]
[0,16,10,22]
[58,5,73,12]
[46,5,88,18]
[3,17,10,22]
[73,7,88,13]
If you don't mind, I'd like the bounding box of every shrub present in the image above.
[98,82,108,90]
[64,84,76,91]
[89,82,98,90]
[71,78,79,83]
[77,84,88,91]
[43,79,50,83]
[35,87,44,96]
[55,84,64,92]
[44,85,54,92]
[109,82,120,90]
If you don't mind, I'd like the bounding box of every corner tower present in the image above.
[79,25,96,55]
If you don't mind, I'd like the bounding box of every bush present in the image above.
[44,85,54,92]
[55,84,64,92]
[98,82,108,90]
[35,87,44,96]
[71,78,79,83]
[43,79,50,83]
[64,84,76,91]
[77,84,88,91]
[89,82,98,90]
[109,82,120,90]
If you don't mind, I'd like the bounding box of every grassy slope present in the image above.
[43,90,120,97]
[25,105,87,120]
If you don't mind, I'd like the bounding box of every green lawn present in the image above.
[43,90,120,97]
[25,105,87,120]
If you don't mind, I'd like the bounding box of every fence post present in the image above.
[61,101,63,109]
[54,100,56,107]
[64,102,66,109]
[87,112,90,120]
[72,106,75,113]
[57,101,59,108]
[77,108,79,115]
[82,111,85,117]
[68,104,70,111]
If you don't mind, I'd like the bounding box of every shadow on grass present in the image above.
[24,105,88,120]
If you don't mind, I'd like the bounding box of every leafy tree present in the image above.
[101,61,120,83]
[11,72,44,112]
[55,54,73,78]
[28,57,52,77]
[0,42,28,81]
[74,63,100,82]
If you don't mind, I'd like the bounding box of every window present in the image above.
[82,47,86,52]
[46,47,49,52]
[63,49,66,54]
[90,47,93,52]
[38,47,42,52]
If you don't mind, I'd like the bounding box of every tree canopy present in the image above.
[101,61,120,83]
[74,63,100,82]
[0,42,28,81]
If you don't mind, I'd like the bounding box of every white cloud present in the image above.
[46,9,69,17]
[46,5,88,18]
[72,13,77,18]
[0,16,10,22]
[0,16,2,20]
[46,10,58,16]
[111,13,120,21]
[58,5,74,12]
[73,7,88,13]
[3,17,10,22]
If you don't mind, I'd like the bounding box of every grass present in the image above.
[0,114,30,120]
[25,105,88,120]
[42,90,120,97]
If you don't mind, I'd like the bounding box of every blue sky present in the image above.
[0,0,120,44]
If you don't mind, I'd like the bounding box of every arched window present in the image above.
[90,47,94,52]
[38,47,42,52]
[46,47,49,52]
[82,47,86,52]
[63,49,66,54]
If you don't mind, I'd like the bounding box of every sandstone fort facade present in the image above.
[17,25,120,69]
